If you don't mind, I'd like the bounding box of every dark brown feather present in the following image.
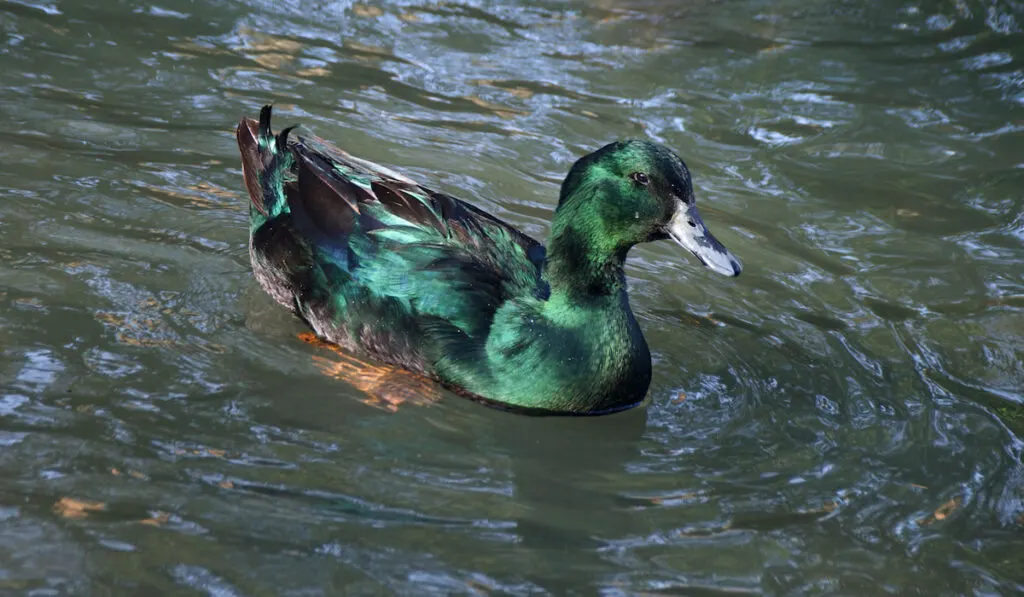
[236,117,266,215]
[289,154,359,242]
[294,144,380,205]
[370,180,445,235]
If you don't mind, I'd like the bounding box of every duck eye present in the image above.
[630,172,649,186]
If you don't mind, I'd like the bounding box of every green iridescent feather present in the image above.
[235,105,740,414]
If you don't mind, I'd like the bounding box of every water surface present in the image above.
[1,0,1023,594]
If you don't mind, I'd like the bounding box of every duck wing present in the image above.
[237,106,547,354]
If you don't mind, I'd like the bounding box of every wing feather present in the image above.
[276,131,545,340]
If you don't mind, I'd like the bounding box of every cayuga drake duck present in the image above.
[236,106,741,415]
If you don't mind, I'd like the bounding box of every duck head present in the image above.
[549,140,741,284]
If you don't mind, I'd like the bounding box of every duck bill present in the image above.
[667,203,742,277]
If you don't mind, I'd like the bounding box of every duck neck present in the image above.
[537,203,651,411]
[542,203,630,305]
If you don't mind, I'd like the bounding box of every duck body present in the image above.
[236,106,740,414]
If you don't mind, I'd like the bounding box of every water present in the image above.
[1,0,1023,593]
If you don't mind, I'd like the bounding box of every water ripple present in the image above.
[1,0,1023,593]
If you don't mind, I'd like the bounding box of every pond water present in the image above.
[1,0,1023,594]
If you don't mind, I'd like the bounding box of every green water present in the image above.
[2,0,1023,594]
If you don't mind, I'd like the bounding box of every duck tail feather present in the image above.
[236,115,266,215]
[258,104,273,147]
[277,125,296,151]
[236,104,296,218]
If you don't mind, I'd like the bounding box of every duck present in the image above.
[235,105,741,415]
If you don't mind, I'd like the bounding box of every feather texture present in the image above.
[233,105,730,414]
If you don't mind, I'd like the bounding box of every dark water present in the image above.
[2,0,1023,594]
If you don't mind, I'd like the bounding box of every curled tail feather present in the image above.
[236,105,296,218]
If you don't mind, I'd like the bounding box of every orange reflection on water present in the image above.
[298,333,441,412]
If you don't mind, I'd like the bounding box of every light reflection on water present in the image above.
[0,0,1022,594]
